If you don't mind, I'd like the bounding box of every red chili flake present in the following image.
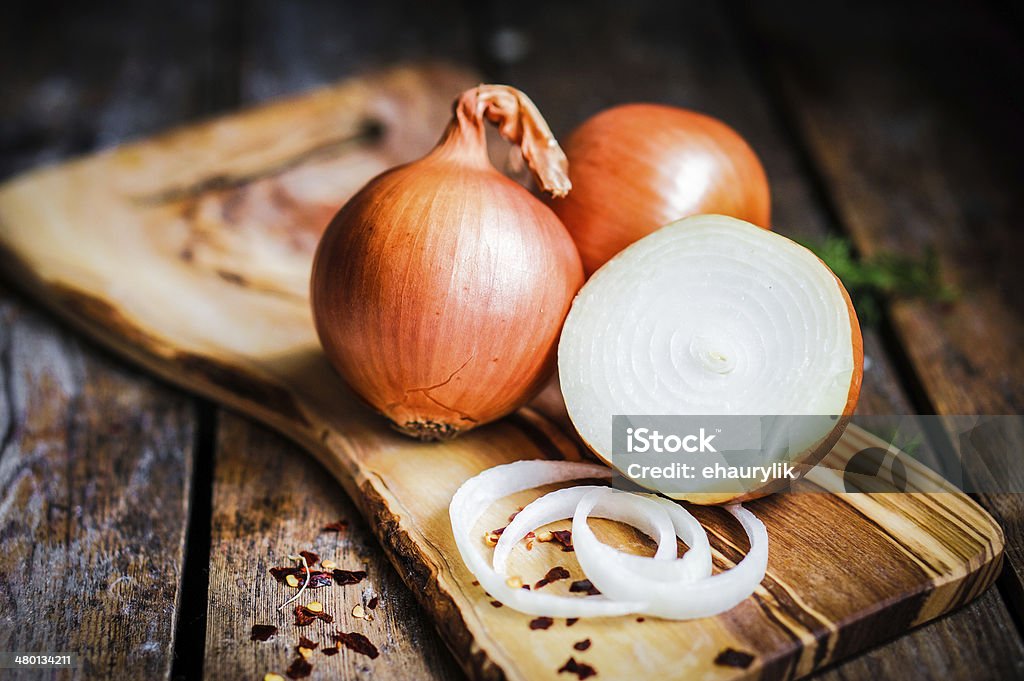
[558,657,597,679]
[322,519,349,533]
[636,617,645,622]
[322,646,340,656]
[569,579,601,596]
[529,616,555,630]
[534,566,571,590]
[525,531,536,550]
[332,631,380,659]
[250,624,278,641]
[367,596,379,610]
[471,580,480,586]
[550,530,574,552]
[566,618,579,627]
[269,566,333,589]
[294,605,334,627]
[332,569,367,586]
[714,648,755,669]
[573,639,592,651]
[299,550,320,566]
[522,584,531,590]
[490,600,503,608]
[297,636,318,650]
[286,656,313,679]
[490,526,507,536]
[508,507,523,522]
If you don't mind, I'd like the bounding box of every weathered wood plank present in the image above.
[204,412,463,680]
[0,1,234,678]
[485,0,1024,677]
[739,0,1024,616]
[0,283,196,680]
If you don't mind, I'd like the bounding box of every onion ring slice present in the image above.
[449,460,645,617]
[493,486,711,584]
[574,488,768,619]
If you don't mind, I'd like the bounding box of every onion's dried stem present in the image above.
[278,554,311,611]
[454,84,571,197]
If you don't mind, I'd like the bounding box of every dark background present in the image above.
[1,0,1023,679]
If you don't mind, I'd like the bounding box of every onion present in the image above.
[558,215,863,504]
[573,489,767,619]
[449,460,646,617]
[548,104,771,274]
[450,460,768,620]
[312,85,583,440]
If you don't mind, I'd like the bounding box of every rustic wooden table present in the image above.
[1,0,1023,679]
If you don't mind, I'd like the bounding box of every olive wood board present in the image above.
[0,64,1004,681]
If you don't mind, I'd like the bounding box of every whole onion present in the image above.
[549,104,771,274]
[311,85,583,440]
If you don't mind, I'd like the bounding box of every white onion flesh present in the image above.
[558,214,858,499]
[574,488,768,619]
[449,460,768,620]
[449,460,646,617]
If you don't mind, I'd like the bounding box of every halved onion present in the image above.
[558,214,863,503]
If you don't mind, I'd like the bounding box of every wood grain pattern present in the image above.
[739,0,1024,616]
[0,64,1005,681]
[0,3,225,678]
[204,411,462,680]
[0,286,196,680]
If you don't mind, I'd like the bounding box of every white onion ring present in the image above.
[493,486,712,584]
[449,460,768,620]
[574,488,768,619]
[449,460,645,617]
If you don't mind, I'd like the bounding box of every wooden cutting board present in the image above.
[0,64,1003,681]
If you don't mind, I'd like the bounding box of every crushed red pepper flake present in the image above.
[297,636,318,651]
[525,531,536,550]
[558,657,597,679]
[566,618,579,627]
[550,529,574,551]
[529,616,555,630]
[367,596,380,610]
[270,566,333,589]
[635,617,645,622]
[322,646,340,656]
[490,600,503,608]
[332,631,380,659]
[322,520,349,533]
[508,507,523,522]
[250,624,278,641]
[299,550,320,566]
[534,566,571,590]
[573,639,592,651]
[286,656,313,679]
[714,648,755,669]
[294,604,334,627]
[332,569,367,586]
[569,579,601,596]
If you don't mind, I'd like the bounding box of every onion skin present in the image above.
[311,86,583,440]
[549,104,771,275]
